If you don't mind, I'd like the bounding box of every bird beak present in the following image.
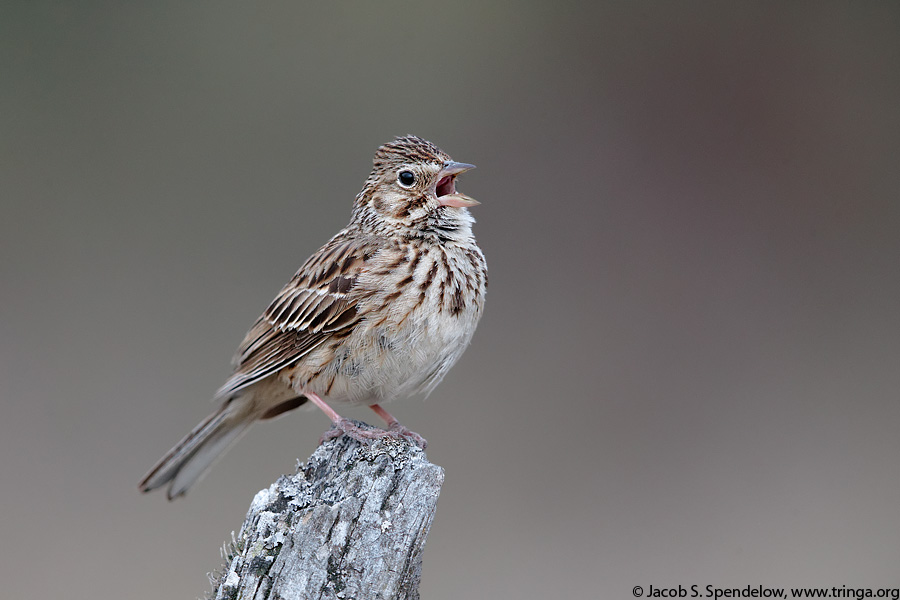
[441,161,476,176]
[436,161,480,208]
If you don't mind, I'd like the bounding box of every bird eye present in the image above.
[397,170,416,187]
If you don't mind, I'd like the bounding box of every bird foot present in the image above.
[387,422,428,449]
[319,418,427,449]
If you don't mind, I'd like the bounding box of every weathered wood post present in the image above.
[209,425,444,600]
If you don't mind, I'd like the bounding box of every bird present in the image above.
[138,135,487,499]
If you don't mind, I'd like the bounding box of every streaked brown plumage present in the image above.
[139,136,487,499]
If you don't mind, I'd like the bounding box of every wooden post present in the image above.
[209,425,444,600]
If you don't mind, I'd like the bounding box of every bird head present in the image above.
[353,135,478,238]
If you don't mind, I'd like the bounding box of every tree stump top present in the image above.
[211,429,444,600]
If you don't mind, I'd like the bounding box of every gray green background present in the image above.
[3,2,900,598]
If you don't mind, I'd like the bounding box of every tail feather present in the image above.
[138,402,255,500]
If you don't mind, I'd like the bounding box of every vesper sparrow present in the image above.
[139,136,487,499]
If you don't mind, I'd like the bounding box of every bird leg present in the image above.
[306,392,427,449]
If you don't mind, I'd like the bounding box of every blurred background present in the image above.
[3,2,900,598]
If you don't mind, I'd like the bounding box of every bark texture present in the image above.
[209,428,444,600]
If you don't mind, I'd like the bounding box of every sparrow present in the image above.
[139,135,487,499]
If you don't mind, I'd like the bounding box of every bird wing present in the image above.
[214,234,380,400]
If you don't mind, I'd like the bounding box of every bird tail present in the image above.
[138,398,255,500]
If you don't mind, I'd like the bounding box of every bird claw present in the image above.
[319,418,427,449]
[387,422,428,449]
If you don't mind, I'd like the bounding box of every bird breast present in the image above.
[298,240,487,405]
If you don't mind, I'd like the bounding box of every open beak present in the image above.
[436,161,479,208]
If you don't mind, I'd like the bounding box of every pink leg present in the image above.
[305,392,343,422]
[369,403,400,428]
[306,393,426,449]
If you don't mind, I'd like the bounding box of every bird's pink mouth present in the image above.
[436,175,456,197]
[435,161,479,208]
